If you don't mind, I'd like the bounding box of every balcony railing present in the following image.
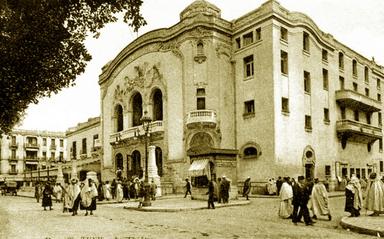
[8,170,18,175]
[109,121,164,144]
[25,157,39,161]
[24,143,39,149]
[186,110,217,126]
[336,90,382,112]
[336,119,382,144]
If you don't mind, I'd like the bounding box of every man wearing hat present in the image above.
[292,176,314,226]
[184,178,192,199]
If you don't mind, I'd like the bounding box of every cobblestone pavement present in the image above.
[0,196,375,239]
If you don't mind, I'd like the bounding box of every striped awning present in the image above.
[188,159,209,177]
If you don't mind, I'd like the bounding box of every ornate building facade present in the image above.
[99,0,384,193]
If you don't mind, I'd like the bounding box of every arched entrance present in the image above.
[152,89,163,121]
[132,93,143,127]
[131,150,142,178]
[302,146,315,179]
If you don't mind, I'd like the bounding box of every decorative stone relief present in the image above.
[215,43,231,59]
[160,41,183,59]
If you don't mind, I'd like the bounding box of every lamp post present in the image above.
[140,112,152,207]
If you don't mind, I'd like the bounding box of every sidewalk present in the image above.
[340,215,384,237]
[249,190,345,199]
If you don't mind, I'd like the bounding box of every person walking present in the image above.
[345,175,363,217]
[42,182,53,211]
[292,176,314,226]
[242,177,251,200]
[61,182,71,213]
[184,178,192,199]
[364,173,384,216]
[116,181,123,203]
[81,179,98,216]
[207,180,215,209]
[310,178,332,221]
[221,176,230,203]
[69,178,81,216]
[278,177,293,219]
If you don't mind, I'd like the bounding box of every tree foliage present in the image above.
[0,0,146,134]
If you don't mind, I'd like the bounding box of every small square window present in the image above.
[243,32,253,46]
[280,27,288,41]
[244,100,255,115]
[282,98,289,113]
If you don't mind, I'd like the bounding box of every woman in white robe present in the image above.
[104,181,112,201]
[365,173,384,216]
[310,178,331,220]
[116,181,123,203]
[278,177,293,219]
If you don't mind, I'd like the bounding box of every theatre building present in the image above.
[99,0,384,194]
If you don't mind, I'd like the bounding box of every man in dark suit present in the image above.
[292,176,314,226]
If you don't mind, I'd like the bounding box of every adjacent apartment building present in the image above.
[99,0,384,192]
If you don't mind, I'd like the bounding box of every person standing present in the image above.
[242,177,251,200]
[111,179,116,200]
[104,181,112,201]
[54,183,63,203]
[34,182,41,203]
[184,178,192,199]
[310,178,332,221]
[61,182,71,213]
[364,173,384,216]
[81,179,98,216]
[69,178,81,216]
[97,181,104,201]
[150,179,157,201]
[278,177,293,219]
[276,177,283,196]
[207,180,215,209]
[292,176,314,226]
[116,181,123,203]
[345,175,363,217]
[42,182,53,211]
[221,176,230,203]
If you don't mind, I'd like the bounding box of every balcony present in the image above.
[109,121,164,144]
[186,110,217,128]
[336,119,382,144]
[8,170,18,175]
[335,90,382,112]
[24,143,39,150]
[25,157,39,162]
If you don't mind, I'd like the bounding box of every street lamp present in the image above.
[140,111,152,207]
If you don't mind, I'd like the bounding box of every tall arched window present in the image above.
[155,147,163,177]
[152,89,163,121]
[132,93,143,127]
[131,150,141,177]
[114,104,123,132]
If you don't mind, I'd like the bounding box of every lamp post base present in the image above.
[142,182,152,207]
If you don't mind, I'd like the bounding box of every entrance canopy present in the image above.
[188,159,209,177]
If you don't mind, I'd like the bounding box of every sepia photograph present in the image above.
[0,0,383,238]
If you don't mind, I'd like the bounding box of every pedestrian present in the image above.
[242,177,251,200]
[42,182,53,211]
[111,179,116,200]
[221,176,230,203]
[292,176,314,226]
[278,177,293,219]
[364,172,384,216]
[104,181,112,201]
[137,181,145,208]
[54,183,62,203]
[116,181,123,203]
[276,176,283,196]
[69,178,81,216]
[184,178,192,199]
[217,177,222,203]
[150,179,157,201]
[98,181,104,201]
[266,178,277,195]
[61,182,71,213]
[122,178,129,200]
[81,179,98,216]
[207,180,215,209]
[310,178,332,221]
[345,175,363,217]
[35,182,41,203]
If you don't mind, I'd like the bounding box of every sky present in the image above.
[18,0,384,132]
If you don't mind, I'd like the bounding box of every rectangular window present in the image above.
[303,32,310,52]
[339,76,345,90]
[43,138,47,146]
[51,138,55,147]
[243,32,253,46]
[378,94,381,102]
[282,98,289,113]
[354,110,359,121]
[339,52,344,70]
[244,100,255,115]
[72,141,77,159]
[60,139,63,147]
[304,71,311,93]
[377,78,381,89]
[341,107,346,119]
[350,168,355,178]
[379,139,383,152]
[325,165,331,177]
[380,161,383,172]
[379,112,382,126]
[353,82,358,92]
[82,138,87,154]
[352,60,357,77]
[365,88,369,97]
[362,169,366,178]
[244,55,254,78]
[364,67,369,83]
[366,112,371,125]
[280,51,288,75]
[323,69,328,90]
[280,27,288,41]
[235,37,241,49]
[324,108,330,122]
[322,49,328,62]
[11,149,16,159]
[305,115,312,130]
[196,88,206,110]
[256,28,261,41]
[59,152,63,161]
[42,151,46,160]
[51,152,55,161]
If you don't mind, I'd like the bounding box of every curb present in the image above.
[340,217,384,237]
[123,201,251,212]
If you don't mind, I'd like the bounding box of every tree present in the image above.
[0,0,146,134]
